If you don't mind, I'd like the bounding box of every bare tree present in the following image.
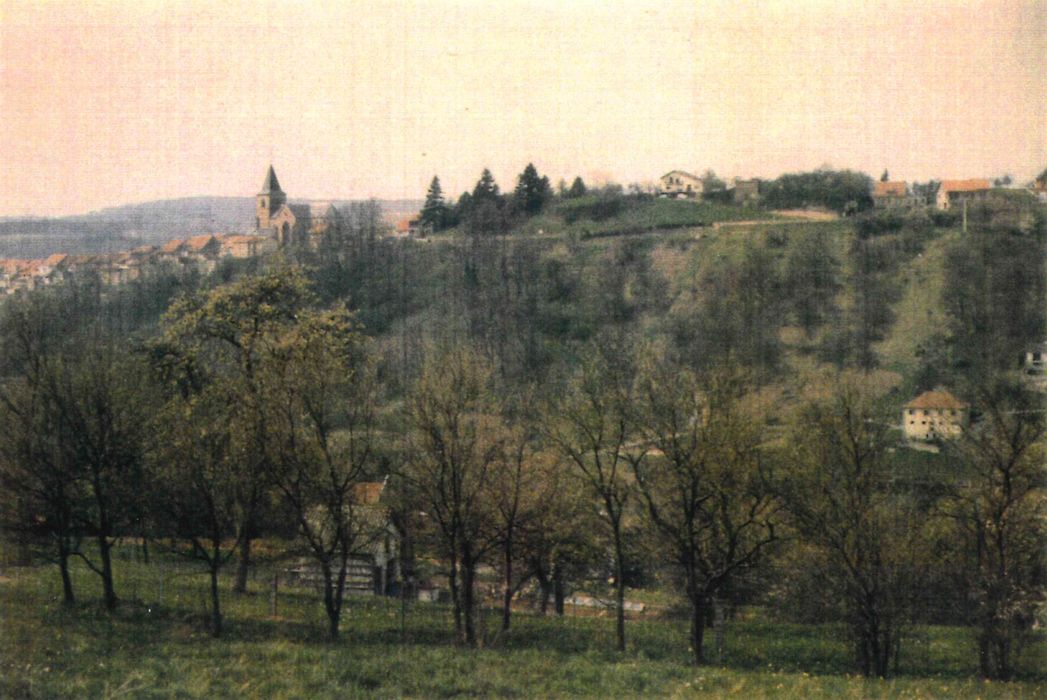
[546,346,636,652]
[942,388,1045,679]
[266,307,380,640]
[630,354,778,664]
[780,374,929,677]
[404,343,504,646]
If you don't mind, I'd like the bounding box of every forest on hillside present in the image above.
[1,181,1045,680]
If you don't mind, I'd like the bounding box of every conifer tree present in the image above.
[567,176,587,198]
[513,163,552,216]
[421,175,447,231]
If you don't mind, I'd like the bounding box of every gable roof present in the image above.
[661,170,700,180]
[185,234,218,251]
[874,181,908,197]
[44,253,68,266]
[904,389,968,410]
[352,481,385,505]
[259,165,283,195]
[161,239,185,254]
[940,179,991,194]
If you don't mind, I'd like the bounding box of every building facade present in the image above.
[902,389,969,441]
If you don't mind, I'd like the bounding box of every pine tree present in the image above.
[513,163,551,216]
[421,176,447,230]
[472,169,501,205]
[567,176,587,198]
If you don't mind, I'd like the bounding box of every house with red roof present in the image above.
[936,179,991,211]
[872,181,923,209]
[902,389,969,441]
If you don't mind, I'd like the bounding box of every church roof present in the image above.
[259,165,284,195]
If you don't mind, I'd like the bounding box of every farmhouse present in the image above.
[902,389,969,442]
[659,170,703,199]
[936,179,991,211]
[872,181,923,209]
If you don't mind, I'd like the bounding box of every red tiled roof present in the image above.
[352,481,385,505]
[185,234,217,251]
[161,239,185,254]
[904,390,968,410]
[873,181,907,197]
[940,179,991,194]
[44,253,68,266]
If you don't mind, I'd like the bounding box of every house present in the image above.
[220,234,264,258]
[902,389,969,442]
[159,238,186,260]
[286,479,400,597]
[936,179,991,210]
[659,170,703,199]
[731,178,761,205]
[182,234,223,273]
[256,165,342,246]
[872,181,923,209]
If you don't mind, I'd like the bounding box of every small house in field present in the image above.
[287,479,400,597]
[903,389,969,442]
[659,170,703,199]
[936,179,991,211]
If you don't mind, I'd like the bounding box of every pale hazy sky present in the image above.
[1,0,1044,217]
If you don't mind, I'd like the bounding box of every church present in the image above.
[256,165,341,245]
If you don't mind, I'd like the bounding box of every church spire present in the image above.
[259,164,283,195]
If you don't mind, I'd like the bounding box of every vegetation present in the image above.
[1,553,1044,698]
[0,178,1045,694]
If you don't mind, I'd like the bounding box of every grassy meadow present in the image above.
[2,547,1044,699]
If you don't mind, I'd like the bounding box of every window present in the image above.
[908,409,915,415]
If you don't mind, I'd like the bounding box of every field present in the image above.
[2,549,1044,699]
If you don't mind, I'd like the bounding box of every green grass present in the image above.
[2,549,1045,698]
[564,199,775,240]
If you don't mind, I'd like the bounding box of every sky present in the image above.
[0,0,1044,217]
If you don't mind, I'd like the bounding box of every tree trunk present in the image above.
[462,557,478,647]
[97,533,117,610]
[612,528,626,652]
[553,563,565,616]
[536,568,551,616]
[691,596,707,665]
[233,533,251,594]
[209,564,222,638]
[321,560,341,640]
[448,553,462,641]
[140,535,150,565]
[57,539,75,606]
[978,632,991,678]
[502,534,513,631]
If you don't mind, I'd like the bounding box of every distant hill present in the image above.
[0,197,423,258]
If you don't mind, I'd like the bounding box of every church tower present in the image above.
[256,165,286,230]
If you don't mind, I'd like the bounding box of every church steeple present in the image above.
[256,164,286,230]
[259,164,283,195]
